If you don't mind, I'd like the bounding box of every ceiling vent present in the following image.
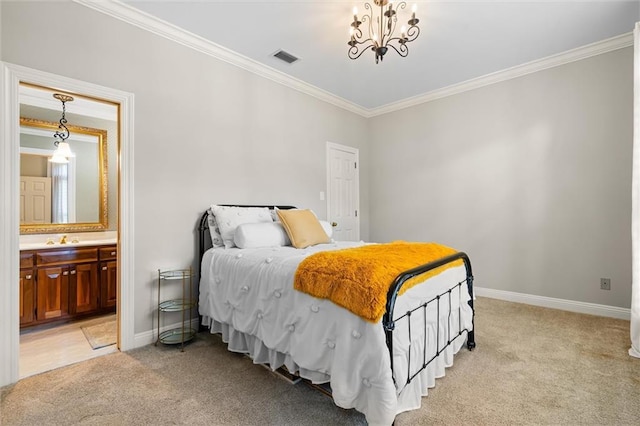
[273,50,299,64]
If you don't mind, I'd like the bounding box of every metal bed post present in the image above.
[383,252,475,388]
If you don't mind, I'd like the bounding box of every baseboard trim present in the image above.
[133,318,200,349]
[475,287,630,320]
[133,291,630,346]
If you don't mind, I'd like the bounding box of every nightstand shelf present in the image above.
[156,267,195,351]
[159,299,196,312]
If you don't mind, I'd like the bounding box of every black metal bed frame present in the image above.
[197,205,475,394]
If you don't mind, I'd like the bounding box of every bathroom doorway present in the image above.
[0,62,135,387]
[18,83,119,377]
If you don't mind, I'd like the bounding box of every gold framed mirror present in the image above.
[19,117,108,234]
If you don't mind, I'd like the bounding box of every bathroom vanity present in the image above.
[19,242,117,329]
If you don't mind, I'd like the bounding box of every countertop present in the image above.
[20,239,117,251]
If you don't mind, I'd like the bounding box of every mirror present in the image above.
[19,117,109,234]
[18,83,118,235]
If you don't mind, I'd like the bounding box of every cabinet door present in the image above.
[36,266,70,321]
[20,269,35,325]
[100,260,118,309]
[70,263,99,314]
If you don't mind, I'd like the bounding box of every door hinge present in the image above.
[354,162,357,169]
[355,210,358,217]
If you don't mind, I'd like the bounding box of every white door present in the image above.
[20,176,52,224]
[326,142,359,241]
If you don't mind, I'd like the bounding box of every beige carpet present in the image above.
[81,317,117,350]
[1,297,639,425]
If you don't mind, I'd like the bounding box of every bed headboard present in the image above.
[198,205,296,273]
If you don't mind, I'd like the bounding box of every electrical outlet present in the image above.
[600,278,611,290]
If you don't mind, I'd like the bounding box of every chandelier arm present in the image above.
[405,25,420,42]
[385,2,406,41]
[348,42,376,60]
[351,25,364,43]
[363,5,377,47]
[387,2,403,37]
[386,40,409,58]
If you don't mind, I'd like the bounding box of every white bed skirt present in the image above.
[201,315,469,424]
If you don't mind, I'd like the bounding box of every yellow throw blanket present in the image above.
[294,242,463,322]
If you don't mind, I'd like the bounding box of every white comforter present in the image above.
[199,242,473,425]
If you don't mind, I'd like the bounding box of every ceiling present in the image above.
[121,0,639,110]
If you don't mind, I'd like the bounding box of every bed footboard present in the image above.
[383,252,475,391]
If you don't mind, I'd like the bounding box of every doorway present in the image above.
[18,83,119,378]
[326,142,360,241]
[0,62,135,387]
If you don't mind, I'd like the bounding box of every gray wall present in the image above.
[369,47,633,308]
[1,1,371,334]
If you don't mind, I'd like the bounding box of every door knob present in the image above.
[331,222,338,227]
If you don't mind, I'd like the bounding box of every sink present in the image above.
[20,239,117,250]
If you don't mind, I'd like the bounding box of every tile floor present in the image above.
[19,314,118,379]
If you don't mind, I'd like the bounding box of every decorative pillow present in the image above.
[319,220,333,239]
[207,208,224,248]
[211,205,273,249]
[277,209,330,249]
[234,222,291,249]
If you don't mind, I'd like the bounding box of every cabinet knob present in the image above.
[63,271,69,276]
[102,266,108,271]
[110,251,116,256]
[25,274,32,280]
[70,270,76,275]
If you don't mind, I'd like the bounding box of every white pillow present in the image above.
[210,205,273,249]
[206,208,224,248]
[234,222,291,249]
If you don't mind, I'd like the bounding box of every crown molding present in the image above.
[368,32,634,117]
[73,0,369,118]
[74,1,632,119]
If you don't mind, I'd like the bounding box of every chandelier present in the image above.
[348,0,420,64]
[49,93,74,164]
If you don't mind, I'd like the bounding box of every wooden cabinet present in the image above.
[70,262,100,315]
[19,244,117,329]
[20,252,35,326]
[36,266,70,321]
[99,246,118,309]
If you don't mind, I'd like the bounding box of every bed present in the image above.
[197,205,475,425]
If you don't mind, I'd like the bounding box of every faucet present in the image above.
[59,235,67,244]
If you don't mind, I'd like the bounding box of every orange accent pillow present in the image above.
[276,209,330,249]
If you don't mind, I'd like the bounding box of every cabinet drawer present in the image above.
[99,246,117,260]
[20,252,34,269]
[37,248,99,266]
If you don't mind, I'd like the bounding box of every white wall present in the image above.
[370,47,633,309]
[1,1,370,334]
